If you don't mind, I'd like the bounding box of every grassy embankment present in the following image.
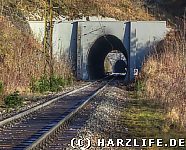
[125,1,186,148]
[122,98,186,150]
[0,0,75,109]
[0,17,74,109]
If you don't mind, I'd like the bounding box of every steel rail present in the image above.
[26,79,112,150]
[0,83,93,127]
[0,76,113,149]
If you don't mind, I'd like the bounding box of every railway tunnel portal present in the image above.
[88,35,128,80]
[29,20,167,82]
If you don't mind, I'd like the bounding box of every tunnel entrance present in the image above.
[88,35,128,80]
[113,60,127,74]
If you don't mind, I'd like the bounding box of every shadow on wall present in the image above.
[136,39,161,71]
[123,22,131,80]
[129,26,164,80]
[128,29,138,81]
[69,22,78,74]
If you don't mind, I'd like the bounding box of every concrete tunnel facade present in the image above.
[29,20,167,82]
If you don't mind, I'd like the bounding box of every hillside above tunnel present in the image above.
[0,0,155,22]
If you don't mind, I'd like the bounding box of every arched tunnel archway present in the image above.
[113,60,127,74]
[88,35,128,80]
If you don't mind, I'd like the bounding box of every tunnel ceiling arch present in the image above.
[88,35,128,80]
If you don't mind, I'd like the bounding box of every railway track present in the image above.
[0,82,90,122]
[38,90,105,150]
[0,77,113,150]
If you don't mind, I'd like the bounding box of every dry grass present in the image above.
[0,17,73,97]
[63,0,154,21]
[0,0,154,21]
[140,30,186,127]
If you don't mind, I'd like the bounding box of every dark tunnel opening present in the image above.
[88,35,128,80]
[113,60,127,74]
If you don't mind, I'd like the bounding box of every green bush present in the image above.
[30,75,50,93]
[4,91,23,108]
[30,75,73,93]
[0,81,3,103]
[65,76,74,86]
[135,80,145,98]
[135,80,144,92]
[0,81,3,95]
[49,76,64,92]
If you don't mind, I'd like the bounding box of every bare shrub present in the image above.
[63,0,154,21]
[140,30,186,127]
[0,17,73,97]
